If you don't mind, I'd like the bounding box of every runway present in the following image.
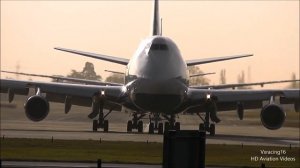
[1,110,299,147]
[1,98,299,146]
[1,99,299,168]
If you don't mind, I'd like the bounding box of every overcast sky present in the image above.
[1,0,299,88]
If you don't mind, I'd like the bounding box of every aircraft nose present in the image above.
[133,78,186,95]
[129,78,187,113]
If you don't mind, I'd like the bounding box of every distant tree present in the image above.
[220,69,226,84]
[188,66,210,86]
[106,73,124,84]
[237,70,245,84]
[81,62,101,80]
[68,70,83,79]
[289,72,300,88]
[67,62,102,81]
[237,70,251,89]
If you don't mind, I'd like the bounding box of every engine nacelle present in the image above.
[260,104,285,130]
[24,95,49,122]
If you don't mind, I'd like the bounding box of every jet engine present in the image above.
[24,95,49,122]
[260,104,285,130]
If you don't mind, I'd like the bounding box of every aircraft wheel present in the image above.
[133,121,138,129]
[158,123,164,134]
[164,122,170,133]
[175,122,180,131]
[93,120,98,132]
[138,121,143,133]
[103,120,109,132]
[127,120,133,132]
[209,124,215,136]
[149,122,154,134]
[199,123,205,131]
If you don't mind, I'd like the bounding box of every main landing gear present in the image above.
[127,113,181,134]
[198,100,220,136]
[92,109,112,132]
[89,96,112,132]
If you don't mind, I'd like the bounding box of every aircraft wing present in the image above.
[0,79,124,111]
[186,88,300,114]
[55,47,129,65]
[1,70,123,86]
[190,79,300,89]
[186,54,253,66]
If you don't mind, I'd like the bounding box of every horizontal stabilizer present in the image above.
[105,70,125,75]
[186,54,253,66]
[190,72,215,78]
[190,79,300,89]
[55,47,129,65]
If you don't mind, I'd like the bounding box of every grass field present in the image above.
[1,138,299,167]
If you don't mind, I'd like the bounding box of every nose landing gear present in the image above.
[127,113,146,133]
[148,113,165,134]
[198,100,220,136]
[126,112,181,134]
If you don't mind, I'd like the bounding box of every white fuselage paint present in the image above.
[123,36,190,114]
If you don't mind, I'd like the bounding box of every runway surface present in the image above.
[1,107,299,146]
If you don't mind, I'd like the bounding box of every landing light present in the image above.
[101,90,105,96]
[206,94,211,100]
[122,86,127,93]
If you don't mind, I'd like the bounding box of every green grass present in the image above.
[1,138,299,167]
[206,144,299,167]
[1,138,162,164]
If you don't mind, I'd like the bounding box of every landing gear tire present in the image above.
[158,123,164,134]
[164,122,170,133]
[93,120,98,132]
[127,120,133,132]
[199,123,205,131]
[175,122,180,131]
[103,120,109,132]
[138,121,143,133]
[209,124,215,136]
[149,122,154,134]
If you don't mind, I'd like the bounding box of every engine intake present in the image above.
[24,95,49,122]
[260,104,285,130]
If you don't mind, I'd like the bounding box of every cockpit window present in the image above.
[150,44,168,51]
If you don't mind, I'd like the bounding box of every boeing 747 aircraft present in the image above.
[1,0,299,135]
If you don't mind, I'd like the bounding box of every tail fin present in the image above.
[152,0,160,36]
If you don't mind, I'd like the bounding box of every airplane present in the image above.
[1,0,299,135]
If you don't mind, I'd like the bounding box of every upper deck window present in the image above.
[150,44,168,51]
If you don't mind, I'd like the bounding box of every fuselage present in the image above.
[124,36,189,114]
